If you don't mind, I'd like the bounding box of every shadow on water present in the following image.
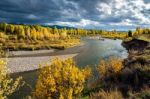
[9,38,128,99]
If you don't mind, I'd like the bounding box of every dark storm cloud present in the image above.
[0,0,108,23]
[0,0,66,23]
[0,0,149,30]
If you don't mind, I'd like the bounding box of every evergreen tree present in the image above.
[128,30,132,37]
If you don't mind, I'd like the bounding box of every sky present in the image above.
[0,0,149,31]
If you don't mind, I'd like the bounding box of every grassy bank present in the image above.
[1,38,80,51]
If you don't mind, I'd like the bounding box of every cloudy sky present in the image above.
[0,0,149,30]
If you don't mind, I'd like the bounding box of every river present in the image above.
[9,38,128,99]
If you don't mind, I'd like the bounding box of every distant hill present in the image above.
[2,22,76,29]
[43,25,76,29]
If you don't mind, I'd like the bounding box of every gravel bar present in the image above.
[2,54,78,73]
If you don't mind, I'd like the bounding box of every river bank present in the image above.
[120,38,150,93]
[122,38,150,66]
[4,54,78,73]
[3,43,85,73]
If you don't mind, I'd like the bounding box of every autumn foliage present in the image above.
[33,58,91,99]
[97,57,123,77]
[0,60,22,99]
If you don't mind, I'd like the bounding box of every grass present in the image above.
[0,38,80,51]
[90,89,123,99]
[136,34,150,42]
[123,37,133,42]
[123,32,150,43]
[101,34,127,39]
[128,87,150,99]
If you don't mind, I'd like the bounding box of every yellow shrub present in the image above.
[97,57,123,77]
[0,32,7,39]
[33,58,91,99]
[109,57,123,73]
[0,60,22,99]
[97,60,108,76]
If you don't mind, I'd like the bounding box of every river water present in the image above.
[9,38,128,99]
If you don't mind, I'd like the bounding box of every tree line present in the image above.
[128,27,150,37]
[0,22,149,43]
[0,23,68,40]
[0,23,130,41]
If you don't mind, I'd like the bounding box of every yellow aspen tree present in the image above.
[33,58,91,99]
[31,28,37,40]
